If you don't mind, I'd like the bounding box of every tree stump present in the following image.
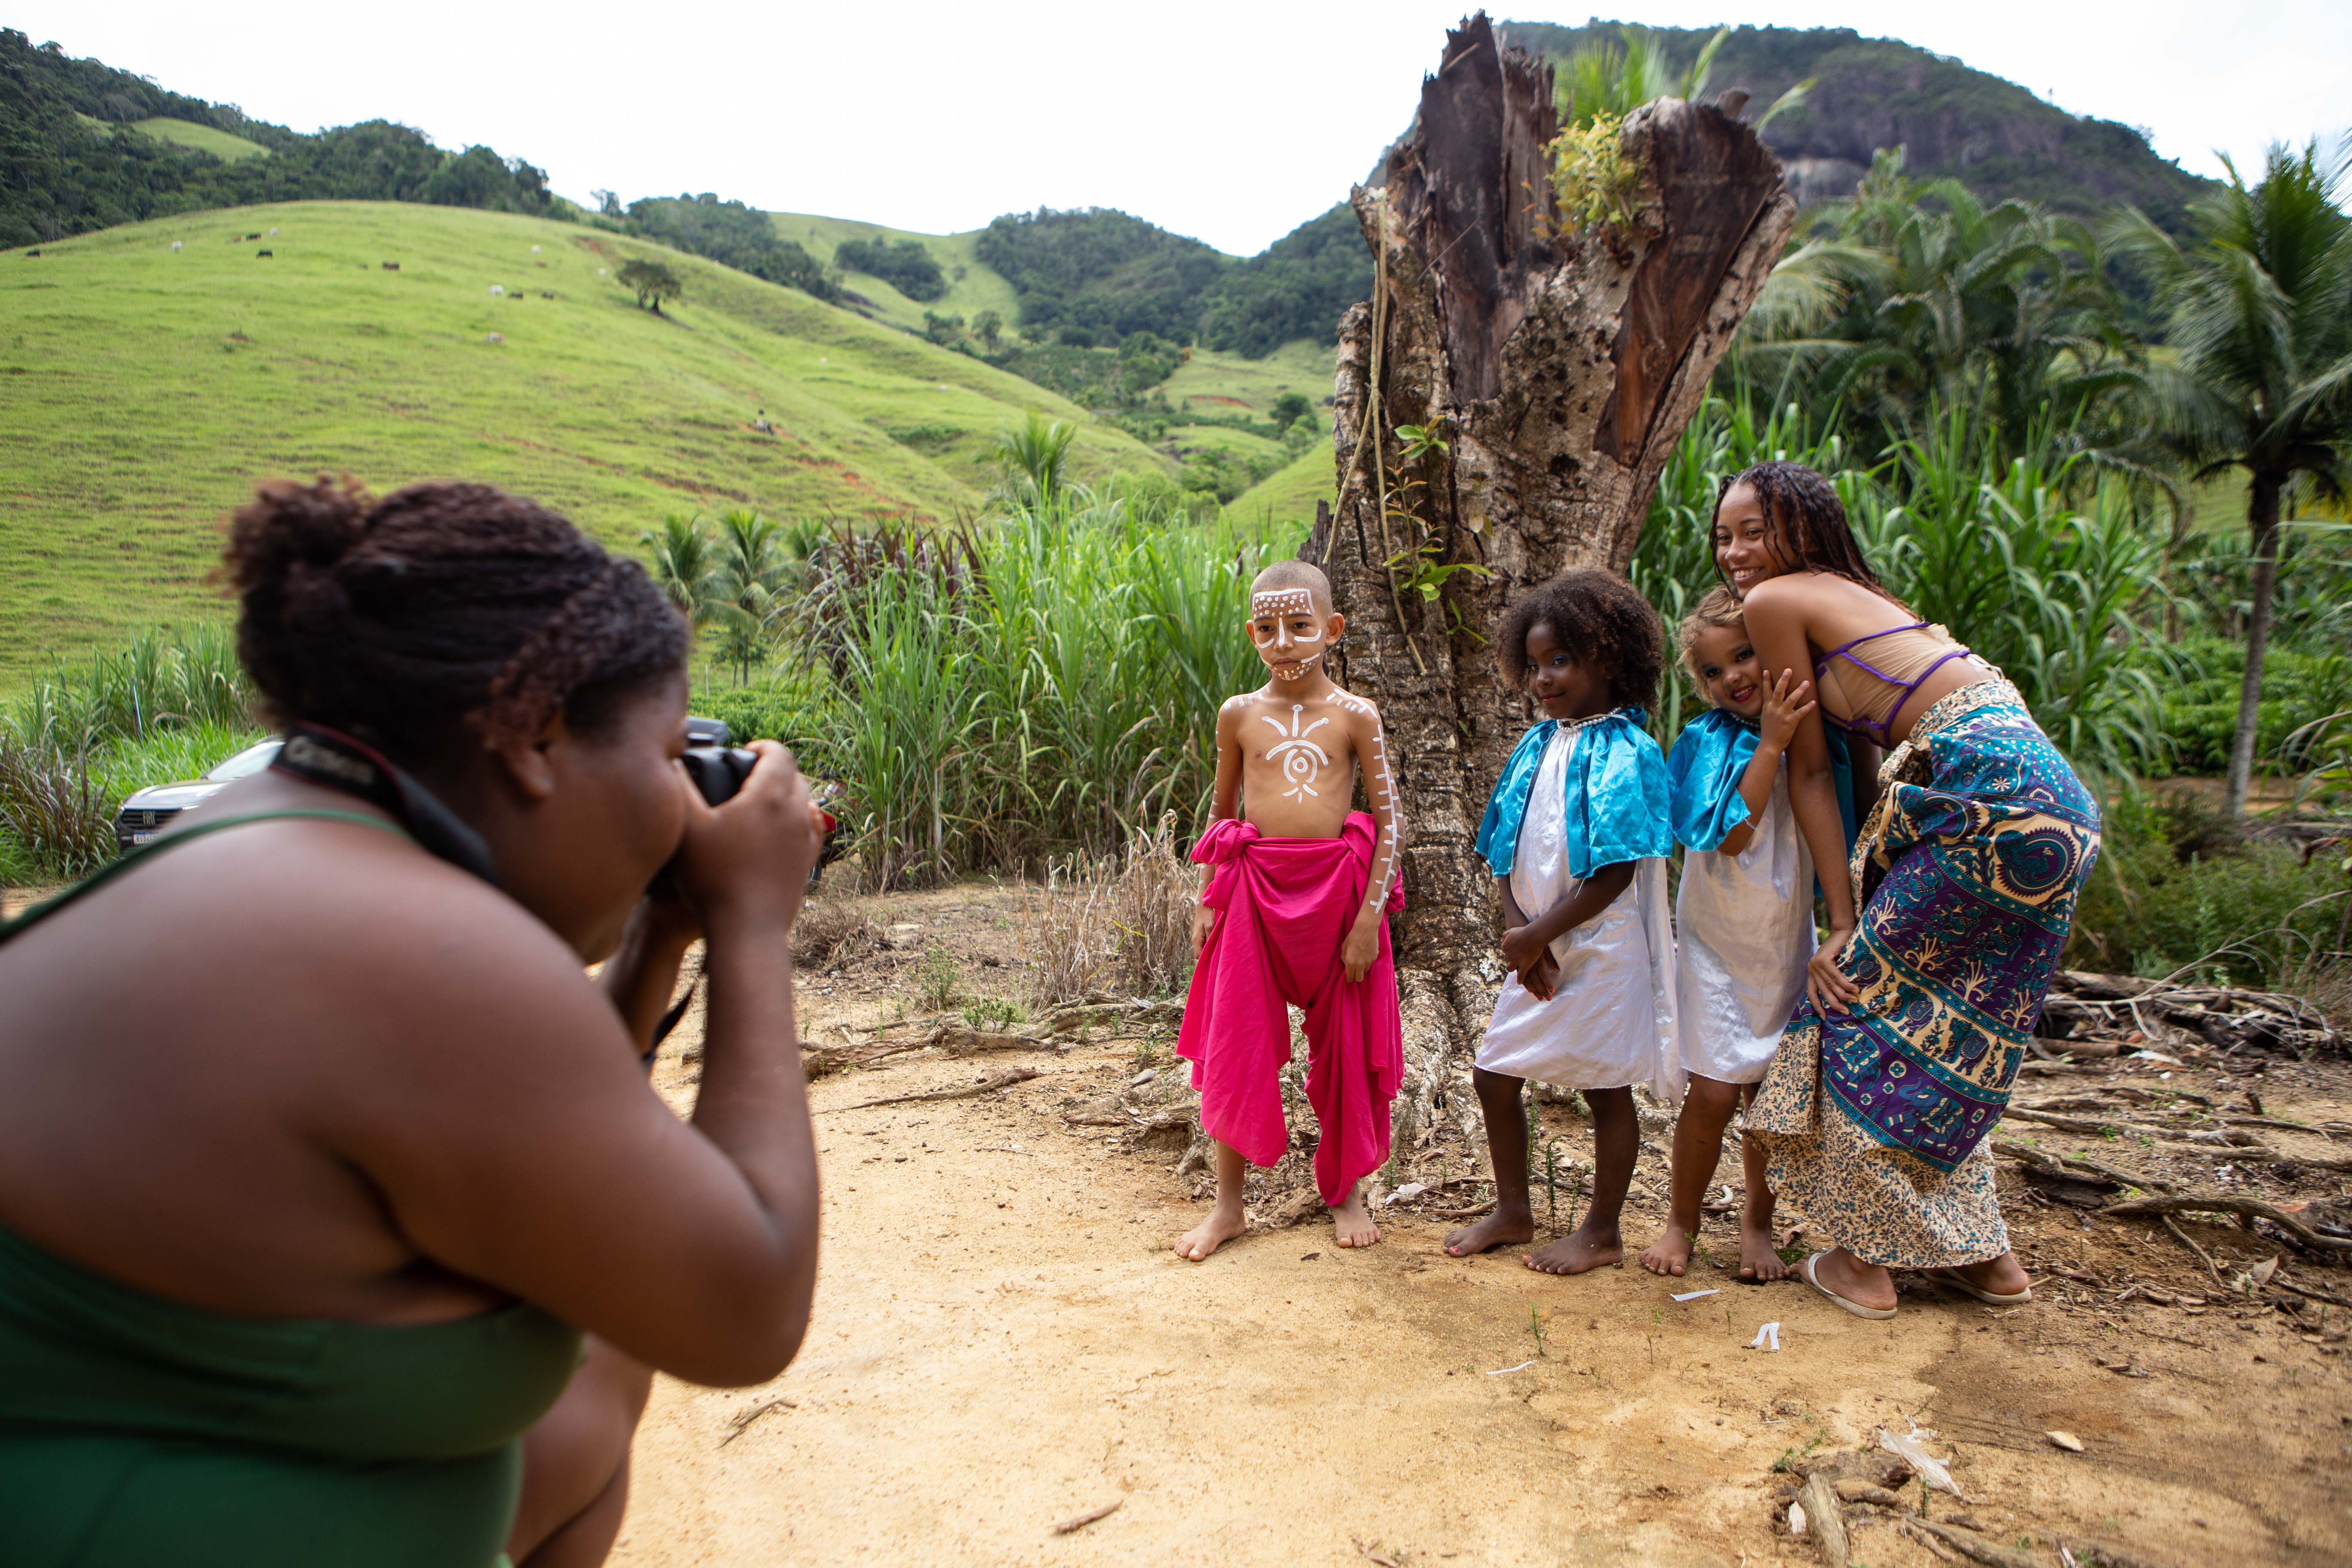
[1306,14,1793,1106]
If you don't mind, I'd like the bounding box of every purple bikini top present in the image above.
[1812,622,1976,744]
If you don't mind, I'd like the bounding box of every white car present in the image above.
[113,738,285,853]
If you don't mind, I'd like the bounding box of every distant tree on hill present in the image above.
[922,311,965,345]
[834,237,946,301]
[973,310,1004,351]
[620,257,683,313]
[1269,392,1313,430]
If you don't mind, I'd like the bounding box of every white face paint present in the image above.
[1261,705,1332,800]
[1249,588,1328,681]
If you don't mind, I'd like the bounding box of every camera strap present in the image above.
[270,724,501,887]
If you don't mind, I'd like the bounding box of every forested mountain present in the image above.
[0,29,557,246]
[1496,19,2215,230]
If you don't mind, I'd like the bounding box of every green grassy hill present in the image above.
[769,211,1017,334]
[0,199,1168,687]
[126,116,270,163]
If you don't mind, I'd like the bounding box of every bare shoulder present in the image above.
[1327,683,1383,724]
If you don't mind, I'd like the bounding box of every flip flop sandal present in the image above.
[1801,1250,1896,1320]
[1926,1267,2033,1305]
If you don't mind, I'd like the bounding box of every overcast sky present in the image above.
[17,2,2349,254]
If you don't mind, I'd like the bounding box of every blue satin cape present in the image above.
[1666,708,1857,855]
[1475,709,1672,879]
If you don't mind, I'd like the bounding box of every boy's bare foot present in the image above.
[1525,1222,1622,1276]
[1173,1205,1248,1262]
[1736,1222,1789,1282]
[1332,1188,1381,1248]
[1443,1207,1535,1257]
[1638,1227,1695,1277]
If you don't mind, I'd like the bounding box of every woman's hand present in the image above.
[671,741,821,936]
[1500,921,1548,977]
[1191,903,1217,959]
[1807,925,1862,1015]
[1758,668,1816,752]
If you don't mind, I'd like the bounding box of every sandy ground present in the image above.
[611,882,2352,1568]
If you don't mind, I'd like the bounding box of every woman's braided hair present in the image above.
[1713,459,1903,604]
[1493,567,1665,712]
[224,476,687,765]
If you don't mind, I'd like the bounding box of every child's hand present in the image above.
[1519,950,1560,1001]
[1499,922,1548,978]
[1807,925,1862,1015]
[1340,917,1379,983]
[1758,668,1816,750]
[1190,903,1217,959]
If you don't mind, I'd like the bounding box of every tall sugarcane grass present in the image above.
[0,626,263,883]
[795,494,1267,889]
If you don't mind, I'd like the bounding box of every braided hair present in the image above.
[1713,459,1905,606]
[1493,568,1665,712]
[224,476,688,766]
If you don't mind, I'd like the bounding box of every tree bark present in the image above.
[2224,472,2282,820]
[1302,15,1793,1121]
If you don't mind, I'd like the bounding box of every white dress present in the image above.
[1476,722,1683,1103]
[1675,760,1815,1085]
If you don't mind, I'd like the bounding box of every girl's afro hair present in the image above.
[1493,568,1665,712]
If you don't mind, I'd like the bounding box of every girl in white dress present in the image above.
[1443,570,1681,1276]
[1638,588,1844,1283]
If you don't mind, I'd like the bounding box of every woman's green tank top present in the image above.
[0,812,584,1566]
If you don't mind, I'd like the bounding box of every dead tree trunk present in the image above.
[1305,15,1792,1144]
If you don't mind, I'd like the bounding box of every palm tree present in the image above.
[640,514,726,628]
[994,411,1077,506]
[2118,139,2352,817]
[1738,149,2146,469]
[1552,25,1809,132]
[712,508,791,685]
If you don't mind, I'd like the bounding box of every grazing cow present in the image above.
[489,285,505,296]
[257,250,273,258]
[270,227,279,236]
[484,332,505,345]
[245,232,260,240]
[383,261,400,270]
[170,241,183,251]
[23,250,37,258]
[539,291,554,299]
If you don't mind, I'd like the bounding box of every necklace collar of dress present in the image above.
[1553,707,1627,733]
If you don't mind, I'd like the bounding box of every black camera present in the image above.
[679,746,760,806]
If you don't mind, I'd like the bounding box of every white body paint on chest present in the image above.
[1260,705,1333,800]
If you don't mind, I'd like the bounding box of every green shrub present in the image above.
[692,668,833,748]
[2067,788,2349,991]
[2149,638,2352,777]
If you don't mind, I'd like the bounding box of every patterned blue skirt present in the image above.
[1752,681,2101,1267]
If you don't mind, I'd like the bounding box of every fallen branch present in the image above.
[2272,1276,2352,1310]
[929,1024,1058,1056]
[823,1068,1041,1113]
[2052,1536,2176,1568]
[1994,1137,2178,1194]
[1051,1499,1122,1535]
[2104,1194,2352,1253]
[1798,1471,1848,1567]
[1905,1518,2039,1568]
[2161,1214,2224,1287]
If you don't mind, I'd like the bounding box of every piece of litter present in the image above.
[1384,1182,1427,1206]
[1671,1289,1720,1302]
[1788,1501,1808,1536]
[1485,1360,1535,1376]
[1748,1321,1781,1352]
[2046,1430,2084,1453]
[1131,1068,1159,1086]
[1878,1423,1967,1499]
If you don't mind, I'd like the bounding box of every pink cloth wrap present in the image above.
[1175,812,1406,1204]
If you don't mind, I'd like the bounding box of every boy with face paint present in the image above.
[1171,560,1405,1262]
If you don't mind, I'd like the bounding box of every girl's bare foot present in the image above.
[1332,1188,1381,1248]
[1525,1222,1621,1275]
[1736,1222,1788,1282]
[1443,1207,1534,1257]
[1638,1227,1695,1277]
[1173,1204,1248,1262]
[1949,1251,2031,1296]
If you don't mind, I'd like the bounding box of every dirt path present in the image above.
[612,884,2350,1567]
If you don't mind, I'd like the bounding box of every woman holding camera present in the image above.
[0,478,824,1567]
